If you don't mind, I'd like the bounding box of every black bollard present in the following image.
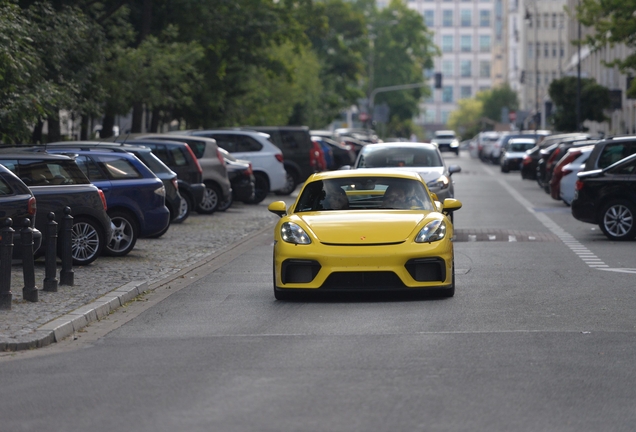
[43,212,58,292]
[59,206,74,286]
[21,218,38,302]
[0,218,14,309]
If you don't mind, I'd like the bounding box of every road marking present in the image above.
[483,165,617,272]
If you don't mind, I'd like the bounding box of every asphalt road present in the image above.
[1,151,635,432]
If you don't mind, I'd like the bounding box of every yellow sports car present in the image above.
[268,169,462,300]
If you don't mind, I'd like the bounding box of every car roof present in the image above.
[359,142,438,151]
[0,147,75,160]
[307,168,426,182]
[46,141,152,152]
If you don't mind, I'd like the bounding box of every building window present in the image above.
[560,43,564,57]
[479,86,490,92]
[536,43,540,58]
[544,43,549,57]
[424,109,436,123]
[527,42,533,58]
[552,42,557,57]
[552,13,557,28]
[442,86,453,103]
[536,72,541,84]
[460,9,472,27]
[442,10,453,27]
[442,60,454,77]
[544,13,549,28]
[424,10,434,28]
[460,35,472,52]
[441,35,454,53]
[479,60,491,78]
[479,35,491,52]
[460,60,472,77]
[460,86,472,99]
[441,110,451,125]
[479,10,491,27]
[425,85,434,103]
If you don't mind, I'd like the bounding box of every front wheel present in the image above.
[197,183,221,214]
[68,217,105,266]
[218,194,233,211]
[105,210,138,256]
[275,170,297,196]
[599,200,636,240]
[172,196,191,224]
[245,172,269,204]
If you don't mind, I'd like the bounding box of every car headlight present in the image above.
[281,222,311,244]
[427,175,450,190]
[450,140,459,148]
[415,220,447,243]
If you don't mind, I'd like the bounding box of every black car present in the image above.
[583,135,636,172]
[0,152,112,265]
[521,133,591,180]
[46,142,185,225]
[571,152,636,240]
[217,148,255,211]
[0,163,42,260]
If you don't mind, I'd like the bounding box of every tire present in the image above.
[67,217,105,266]
[275,170,297,196]
[105,210,138,257]
[501,163,509,173]
[245,172,269,204]
[197,182,221,214]
[218,193,233,211]
[172,196,191,224]
[599,199,636,241]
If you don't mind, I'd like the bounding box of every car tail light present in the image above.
[185,144,203,174]
[27,196,36,215]
[171,178,179,190]
[245,163,253,176]
[98,189,108,211]
[275,154,284,163]
[216,149,224,165]
[522,155,531,165]
[575,180,585,191]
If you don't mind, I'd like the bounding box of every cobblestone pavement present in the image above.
[1,194,294,347]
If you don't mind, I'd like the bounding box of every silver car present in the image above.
[352,142,461,200]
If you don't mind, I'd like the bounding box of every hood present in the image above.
[295,212,431,244]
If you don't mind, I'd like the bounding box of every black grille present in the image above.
[321,272,405,290]
[405,258,445,282]
[282,259,321,284]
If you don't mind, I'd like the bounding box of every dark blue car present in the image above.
[47,148,170,257]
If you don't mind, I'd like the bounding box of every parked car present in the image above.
[431,130,460,155]
[571,152,636,240]
[559,146,594,206]
[471,131,501,160]
[267,169,462,299]
[178,129,287,201]
[538,139,595,193]
[499,138,536,173]
[46,142,185,224]
[549,143,596,201]
[0,163,41,260]
[311,136,356,169]
[520,133,591,180]
[107,135,206,221]
[352,142,461,200]
[246,126,315,195]
[488,130,551,164]
[44,147,170,256]
[217,148,255,211]
[583,135,636,172]
[0,151,112,265]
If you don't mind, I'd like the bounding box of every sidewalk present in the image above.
[1,199,281,351]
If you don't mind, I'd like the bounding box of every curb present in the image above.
[0,281,148,352]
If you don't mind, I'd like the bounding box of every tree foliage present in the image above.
[448,98,483,140]
[548,76,610,132]
[476,83,519,124]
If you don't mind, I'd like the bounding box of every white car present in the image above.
[352,142,461,200]
[178,129,288,201]
[430,130,460,155]
[559,146,594,206]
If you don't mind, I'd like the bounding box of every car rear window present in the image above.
[0,158,91,186]
[357,147,442,168]
[133,151,173,174]
[0,177,11,195]
[93,155,143,180]
[598,142,636,169]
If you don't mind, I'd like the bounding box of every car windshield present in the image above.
[295,177,436,212]
[509,142,535,152]
[356,147,442,168]
[435,134,455,140]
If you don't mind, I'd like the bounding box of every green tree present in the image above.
[365,0,437,136]
[476,83,518,124]
[577,0,636,97]
[548,76,610,132]
[448,98,483,140]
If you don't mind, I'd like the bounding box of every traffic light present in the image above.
[434,72,442,89]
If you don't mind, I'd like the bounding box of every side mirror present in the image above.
[448,165,461,175]
[268,201,288,218]
[442,198,462,213]
[339,165,352,170]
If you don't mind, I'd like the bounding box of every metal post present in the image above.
[59,207,74,286]
[576,0,582,132]
[43,212,58,292]
[0,218,14,309]
[20,218,38,302]
[534,1,539,133]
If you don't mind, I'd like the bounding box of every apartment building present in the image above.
[407,0,501,133]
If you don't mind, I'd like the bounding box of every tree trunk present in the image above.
[47,110,61,143]
[101,114,115,138]
[150,107,161,132]
[32,118,44,144]
[132,102,143,132]
[80,115,89,140]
